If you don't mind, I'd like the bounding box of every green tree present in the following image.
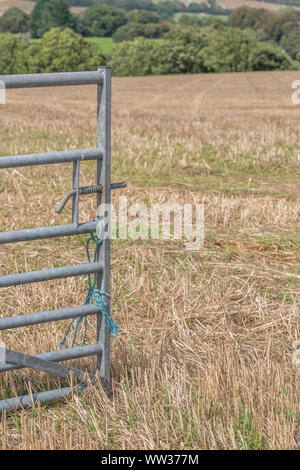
[280,30,300,59]
[110,27,208,76]
[37,27,106,72]
[82,4,126,37]
[249,42,291,70]
[0,33,21,74]
[30,0,77,38]
[0,7,30,34]
[162,26,208,73]
[188,2,206,13]
[113,21,169,42]
[150,39,203,75]
[205,16,226,30]
[265,11,300,43]
[155,2,175,21]
[109,37,154,76]
[201,27,256,72]
[112,22,145,42]
[0,27,106,75]
[228,6,273,31]
[178,14,201,26]
[14,41,44,74]
[228,6,300,44]
[163,25,206,46]
[143,22,170,38]
[127,9,160,24]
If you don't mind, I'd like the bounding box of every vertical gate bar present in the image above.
[96,66,112,392]
[72,160,80,226]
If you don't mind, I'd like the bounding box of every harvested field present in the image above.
[0,1,36,14]
[0,70,299,449]
[0,0,86,14]
[218,0,300,11]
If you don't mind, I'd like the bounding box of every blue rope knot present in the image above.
[60,220,119,348]
[90,288,118,338]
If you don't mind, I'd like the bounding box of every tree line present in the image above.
[228,6,300,60]
[0,0,229,38]
[0,2,298,76]
[110,26,290,75]
[0,24,291,76]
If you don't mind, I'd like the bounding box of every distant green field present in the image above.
[29,36,114,55]
[85,37,115,54]
[173,12,228,22]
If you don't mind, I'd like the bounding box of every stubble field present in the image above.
[0,71,299,449]
[218,0,300,11]
[0,0,86,14]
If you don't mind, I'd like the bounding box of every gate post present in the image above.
[96,66,112,391]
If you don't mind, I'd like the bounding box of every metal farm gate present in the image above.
[0,67,124,412]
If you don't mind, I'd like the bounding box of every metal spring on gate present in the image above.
[56,185,102,214]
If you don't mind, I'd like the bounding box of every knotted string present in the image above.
[60,221,118,348]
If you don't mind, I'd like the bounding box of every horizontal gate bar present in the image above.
[0,262,103,288]
[0,304,100,330]
[0,384,87,412]
[5,349,96,383]
[0,71,102,89]
[0,344,102,373]
[0,147,102,169]
[0,221,97,245]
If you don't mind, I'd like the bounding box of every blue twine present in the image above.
[60,220,118,348]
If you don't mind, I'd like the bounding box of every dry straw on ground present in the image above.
[0,71,299,449]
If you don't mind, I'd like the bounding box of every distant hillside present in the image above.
[0,1,36,15]
[1,0,300,15]
[0,0,86,15]
[218,0,300,11]
[250,0,300,5]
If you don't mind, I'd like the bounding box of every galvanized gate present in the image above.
[0,67,124,412]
